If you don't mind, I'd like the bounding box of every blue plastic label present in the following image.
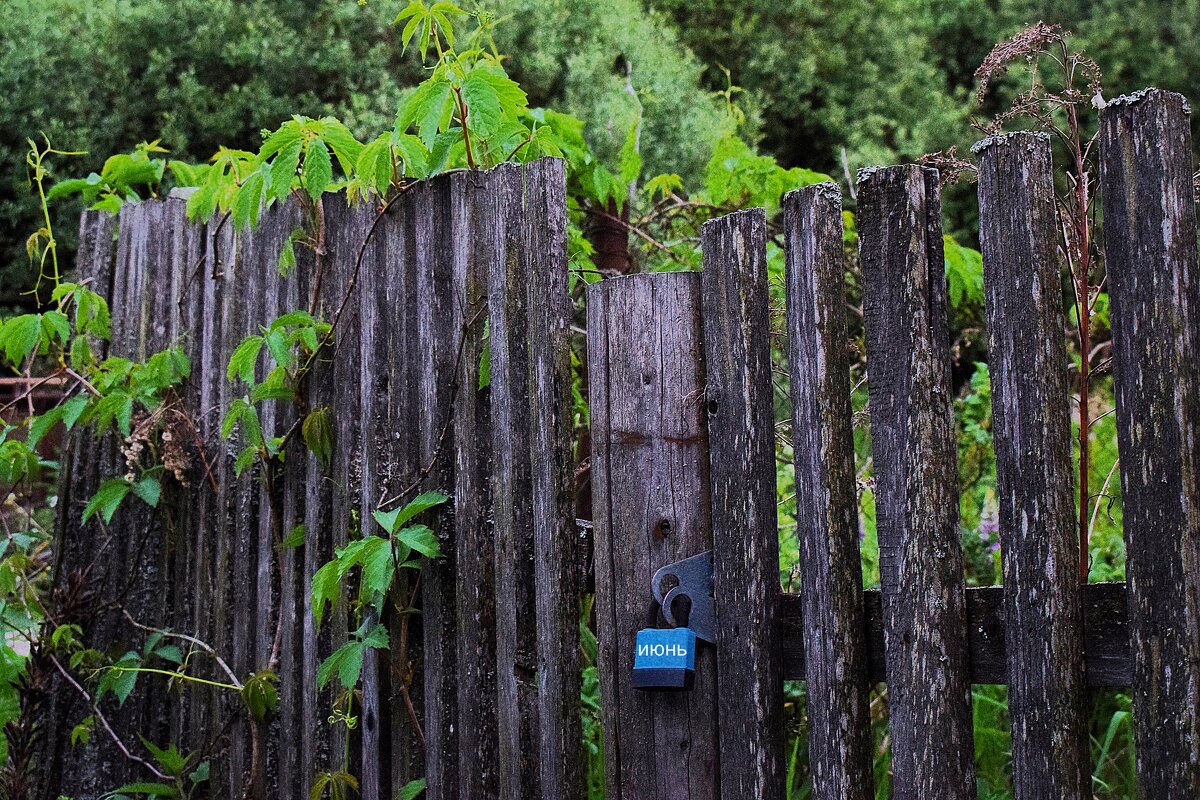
[633,628,697,671]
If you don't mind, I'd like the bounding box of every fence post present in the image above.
[1099,87,1200,798]
[975,132,1089,798]
[856,165,975,800]
[782,185,874,800]
[701,209,786,800]
[587,272,720,800]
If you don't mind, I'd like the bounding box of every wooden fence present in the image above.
[41,88,1200,799]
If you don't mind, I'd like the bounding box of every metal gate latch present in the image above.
[651,550,715,644]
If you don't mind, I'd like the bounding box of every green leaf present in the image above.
[372,507,403,535]
[270,140,303,204]
[361,622,390,650]
[88,390,134,437]
[83,478,131,524]
[40,310,70,345]
[618,126,642,186]
[221,398,247,440]
[186,181,218,221]
[311,558,341,630]
[250,371,294,403]
[277,236,296,276]
[131,475,161,508]
[392,490,449,529]
[232,170,265,229]
[61,394,89,429]
[475,67,527,114]
[396,779,428,800]
[0,315,41,367]
[356,536,395,611]
[643,173,683,200]
[269,310,317,330]
[302,406,334,467]
[70,715,94,747]
[264,328,294,369]
[46,178,91,202]
[355,135,394,197]
[153,644,183,665]
[316,119,364,175]
[317,639,364,690]
[397,524,441,559]
[234,445,258,477]
[406,79,452,148]
[242,671,279,721]
[103,783,181,798]
[167,160,208,187]
[140,736,189,776]
[27,406,64,448]
[461,71,501,136]
[188,761,210,785]
[302,138,333,202]
[281,524,306,548]
[97,652,140,705]
[478,337,490,389]
[256,124,303,166]
[944,235,984,308]
[426,128,463,176]
[393,134,430,179]
[226,335,265,384]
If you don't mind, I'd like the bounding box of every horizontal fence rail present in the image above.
[777,582,1131,685]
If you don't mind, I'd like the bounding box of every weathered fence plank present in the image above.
[521,162,582,799]
[588,272,720,800]
[856,165,976,800]
[701,209,786,800]
[366,189,427,790]
[488,159,581,800]
[975,132,1090,799]
[489,167,543,799]
[415,178,462,800]
[782,184,874,800]
[1099,87,1200,798]
[450,171,498,799]
[275,206,312,800]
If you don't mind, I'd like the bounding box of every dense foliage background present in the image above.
[3,0,1200,300]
